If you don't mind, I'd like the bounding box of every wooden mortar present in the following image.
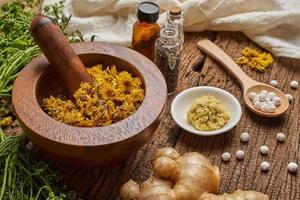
[12,16,167,167]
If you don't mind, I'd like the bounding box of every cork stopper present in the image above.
[169,6,182,15]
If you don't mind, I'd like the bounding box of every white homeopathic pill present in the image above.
[261,102,268,106]
[258,93,267,102]
[267,104,276,113]
[252,97,260,104]
[260,90,268,94]
[261,104,268,112]
[248,92,257,100]
[273,96,281,106]
[236,150,245,160]
[267,92,276,100]
[270,80,278,87]
[240,132,250,142]
[252,89,282,113]
[287,162,298,173]
[268,100,275,106]
[221,152,231,162]
[259,145,269,155]
[276,133,286,142]
[260,161,270,172]
[290,80,298,89]
[285,94,293,103]
[254,102,262,110]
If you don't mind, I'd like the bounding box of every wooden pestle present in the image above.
[30,15,92,95]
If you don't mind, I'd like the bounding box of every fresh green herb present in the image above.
[0,128,80,200]
[0,1,40,97]
[0,0,85,97]
[0,0,84,199]
[43,0,84,43]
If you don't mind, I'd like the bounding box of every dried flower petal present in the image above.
[43,65,144,127]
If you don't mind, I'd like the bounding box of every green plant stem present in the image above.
[0,154,10,200]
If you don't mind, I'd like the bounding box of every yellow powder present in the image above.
[236,47,274,71]
[43,65,144,127]
[0,116,13,127]
[187,95,230,131]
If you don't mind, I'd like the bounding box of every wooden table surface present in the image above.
[47,31,299,200]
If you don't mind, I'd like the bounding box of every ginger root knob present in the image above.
[154,156,180,180]
[120,147,269,200]
[154,147,180,160]
[120,179,140,200]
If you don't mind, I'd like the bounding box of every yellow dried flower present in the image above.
[236,47,274,71]
[0,116,13,127]
[43,65,144,127]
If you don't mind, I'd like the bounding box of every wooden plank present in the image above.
[177,31,299,200]
[47,31,299,200]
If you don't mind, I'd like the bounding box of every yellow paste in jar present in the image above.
[187,95,230,131]
[43,64,144,127]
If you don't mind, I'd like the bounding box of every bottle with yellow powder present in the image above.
[187,95,230,131]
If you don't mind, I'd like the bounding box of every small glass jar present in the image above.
[132,2,160,61]
[165,7,184,44]
[155,27,182,95]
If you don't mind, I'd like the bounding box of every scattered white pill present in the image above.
[267,92,276,100]
[260,161,270,172]
[248,92,257,100]
[285,94,293,103]
[290,80,298,89]
[273,97,281,106]
[287,162,298,173]
[236,150,245,160]
[258,93,267,102]
[267,104,276,113]
[221,152,231,162]
[254,102,262,110]
[240,132,250,142]
[270,80,278,87]
[259,145,269,155]
[261,104,268,112]
[276,132,286,142]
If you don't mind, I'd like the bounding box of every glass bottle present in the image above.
[155,27,182,95]
[132,2,160,61]
[165,6,184,44]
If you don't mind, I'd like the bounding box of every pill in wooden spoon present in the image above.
[30,15,92,95]
[197,39,289,117]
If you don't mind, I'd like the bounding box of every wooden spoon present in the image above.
[30,15,92,95]
[197,39,289,117]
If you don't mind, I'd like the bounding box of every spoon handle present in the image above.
[197,39,256,89]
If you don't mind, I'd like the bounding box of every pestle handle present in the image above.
[30,15,92,95]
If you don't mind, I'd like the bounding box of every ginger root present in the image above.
[120,147,268,200]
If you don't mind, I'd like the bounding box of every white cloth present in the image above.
[43,0,300,59]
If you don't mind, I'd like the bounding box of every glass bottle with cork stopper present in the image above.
[155,27,182,95]
[132,2,160,61]
[166,6,184,44]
